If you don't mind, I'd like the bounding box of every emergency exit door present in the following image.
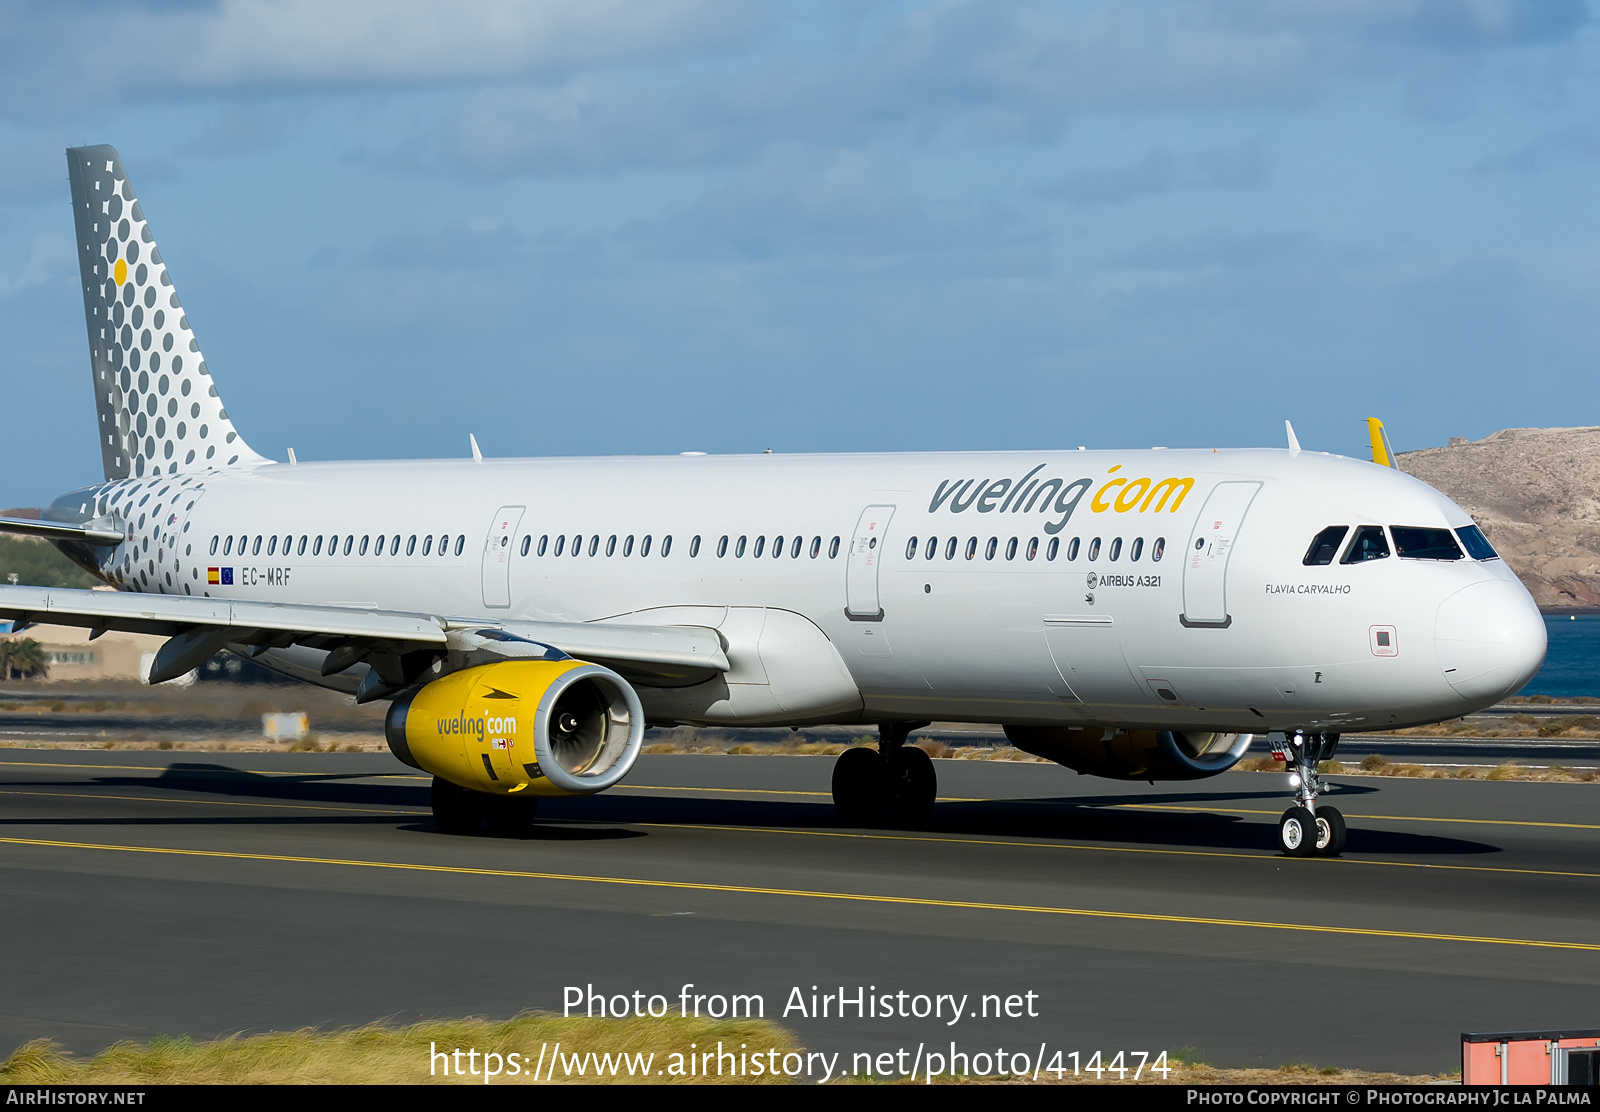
[1181,482,1260,627]
[481,505,525,609]
[845,505,894,621]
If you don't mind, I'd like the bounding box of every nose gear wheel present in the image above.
[1273,730,1345,857]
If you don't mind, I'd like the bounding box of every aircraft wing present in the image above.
[0,585,728,696]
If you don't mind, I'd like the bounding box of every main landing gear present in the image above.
[1274,730,1346,858]
[831,721,936,827]
[431,777,539,838]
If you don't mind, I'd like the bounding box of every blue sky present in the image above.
[1,1,1597,505]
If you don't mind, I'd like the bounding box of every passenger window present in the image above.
[409,535,419,556]
[736,536,747,558]
[965,538,977,560]
[1088,537,1101,561]
[753,536,766,558]
[572,534,582,555]
[209,535,218,556]
[1067,537,1079,560]
[906,537,919,560]
[1047,537,1059,561]
[984,538,998,560]
[588,536,599,557]
[221,536,230,556]
[1153,537,1165,562]
[624,535,635,557]
[1391,526,1464,561]
[641,535,652,557]
[454,536,464,557]
[691,535,701,557]
[519,536,529,557]
[1341,526,1390,564]
[771,535,782,559]
[789,536,800,558]
[1457,525,1499,561]
[282,534,292,553]
[606,535,617,557]
[1130,537,1143,562]
[392,535,402,555]
[238,534,247,554]
[717,536,728,558]
[422,535,433,556]
[662,536,673,557]
[268,536,277,556]
[536,535,546,556]
[359,536,369,556]
[1006,537,1018,560]
[313,536,323,556]
[437,534,448,555]
[810,537,821,559]
[344,536,355,556]
[1302,525,1349,566]
[554,536,565,556]
[829,536,840,558]
[1109,538,1122,561]
[251,535,261,556]
[1026,537,1038,561]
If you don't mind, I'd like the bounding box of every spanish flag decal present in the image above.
[207,568,220,584]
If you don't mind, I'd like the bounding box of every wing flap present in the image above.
[0,585,447,643]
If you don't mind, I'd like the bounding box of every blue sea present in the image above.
[1522,614,1600,698]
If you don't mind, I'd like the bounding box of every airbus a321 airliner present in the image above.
[0,146,1547,857]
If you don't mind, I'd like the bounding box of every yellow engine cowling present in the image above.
[385,660,644,797]
[1004,725,1253,781]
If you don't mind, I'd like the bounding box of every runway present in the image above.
[2,749,1598,1074]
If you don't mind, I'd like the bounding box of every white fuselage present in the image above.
[59,446,1547,734]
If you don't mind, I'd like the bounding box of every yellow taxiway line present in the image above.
[1,833,1596,954]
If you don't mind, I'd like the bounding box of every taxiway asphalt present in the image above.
[2,749,1597,1074]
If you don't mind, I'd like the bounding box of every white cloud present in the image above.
[0,0,766,99]
[0,232,70,297]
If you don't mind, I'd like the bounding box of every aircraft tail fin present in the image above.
[1366,417,1397,469]
[65,145,266,481]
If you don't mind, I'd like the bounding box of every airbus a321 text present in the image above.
[0,146,1547,857]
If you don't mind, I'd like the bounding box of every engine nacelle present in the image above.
[385,660,644,797]
[1004,725,1253,781]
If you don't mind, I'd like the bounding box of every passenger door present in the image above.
[1181,482,1261,627]
[480,506,525,609]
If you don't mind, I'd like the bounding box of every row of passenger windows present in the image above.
[1302,524,1499,566]
[211,533,469,558]
[904,534,1167,563]
[204,529,1171,567]
[524,534,841,559]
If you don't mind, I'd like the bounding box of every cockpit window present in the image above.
[1391,527,1464,561]
[1456,525,1500,561]
[1302,525,1349,566]
[1340,525,1390,564]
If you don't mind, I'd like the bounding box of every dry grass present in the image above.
[0,1014,798,1085]
[1236,752,1598,783]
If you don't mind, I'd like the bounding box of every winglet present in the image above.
[1366,417,1396,468]
[1285,420,1301,456]
[469,433,483,463]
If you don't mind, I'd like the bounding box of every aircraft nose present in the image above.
[1434,579,1547,705]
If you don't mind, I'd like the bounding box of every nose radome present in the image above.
[1434,579,1547,705]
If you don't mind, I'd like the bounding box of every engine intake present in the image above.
[386,660,644,796]
[1003,725,1252,781]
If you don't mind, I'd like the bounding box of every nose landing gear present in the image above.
[1275,730,1345,858]
[830,721,935,827]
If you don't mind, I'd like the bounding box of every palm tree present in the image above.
[0,638,47,680]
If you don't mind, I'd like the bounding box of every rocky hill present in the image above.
[1400,426,1600,609]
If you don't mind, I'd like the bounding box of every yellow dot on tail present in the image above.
[113,259,127,285]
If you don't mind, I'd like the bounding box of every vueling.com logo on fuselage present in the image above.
[928,464,1194,535]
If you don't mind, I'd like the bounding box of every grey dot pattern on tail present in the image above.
[71,148,262,479]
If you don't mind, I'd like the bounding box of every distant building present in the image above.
[0,623,164,681]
